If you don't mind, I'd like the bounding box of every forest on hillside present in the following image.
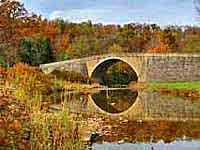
[1,0,200,67]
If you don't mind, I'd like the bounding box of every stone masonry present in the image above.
[40,53,200,82]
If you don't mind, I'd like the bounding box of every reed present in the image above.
[0,64,84,150]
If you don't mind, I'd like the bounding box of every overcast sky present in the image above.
[21,0,200,26]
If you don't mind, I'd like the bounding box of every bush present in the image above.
[19,37,53,66]
[3,63,54,97]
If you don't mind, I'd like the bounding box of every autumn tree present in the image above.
[108,43,123,53]
[1,0,200,68]
[148,27,178,53]
[183,34,200,53]
[0,0,27,19]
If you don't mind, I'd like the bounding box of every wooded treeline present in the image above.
[1,0,200,67]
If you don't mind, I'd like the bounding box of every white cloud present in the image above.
[11,0,22,2]
[48,1,198,26]
[49,8,114,24]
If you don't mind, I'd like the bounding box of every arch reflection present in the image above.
[91,89,138,114]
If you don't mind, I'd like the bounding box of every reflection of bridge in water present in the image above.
[60,89,200,145]
[88,89,139,115]
[68,89,200,121]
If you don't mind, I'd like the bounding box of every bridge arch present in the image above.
[88,57,139,85]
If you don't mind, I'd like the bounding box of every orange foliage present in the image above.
[9,120,22,133]
[0,66,6,77]
[148,43,171,53]
[3,63,54,94]
[53,35,70,53]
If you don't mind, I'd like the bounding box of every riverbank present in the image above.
[0,64,88,149]
[148,81,200,99]
[63,80,200,99]
[1,63,200,149]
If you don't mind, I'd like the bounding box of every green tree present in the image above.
[56,18,66,34]
[56,51,70,61]
[19,37,52,66]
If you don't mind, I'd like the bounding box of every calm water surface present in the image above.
[52,89,200,149]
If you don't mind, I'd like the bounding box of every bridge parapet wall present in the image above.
[40,53,200,82]
[146,54,200,81]
[40,60,88,75]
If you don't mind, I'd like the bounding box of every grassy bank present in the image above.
[148,81,200,99]
[149,81,200,91]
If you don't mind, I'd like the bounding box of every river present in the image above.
[50,88,200,150]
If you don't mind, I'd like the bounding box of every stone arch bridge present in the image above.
[40,53,200,82]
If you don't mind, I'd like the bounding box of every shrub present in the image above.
[19,37,53,66]
[5,63,54,97]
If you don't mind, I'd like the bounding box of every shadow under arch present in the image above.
[88,89,139,116]
[89,57,139,86]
